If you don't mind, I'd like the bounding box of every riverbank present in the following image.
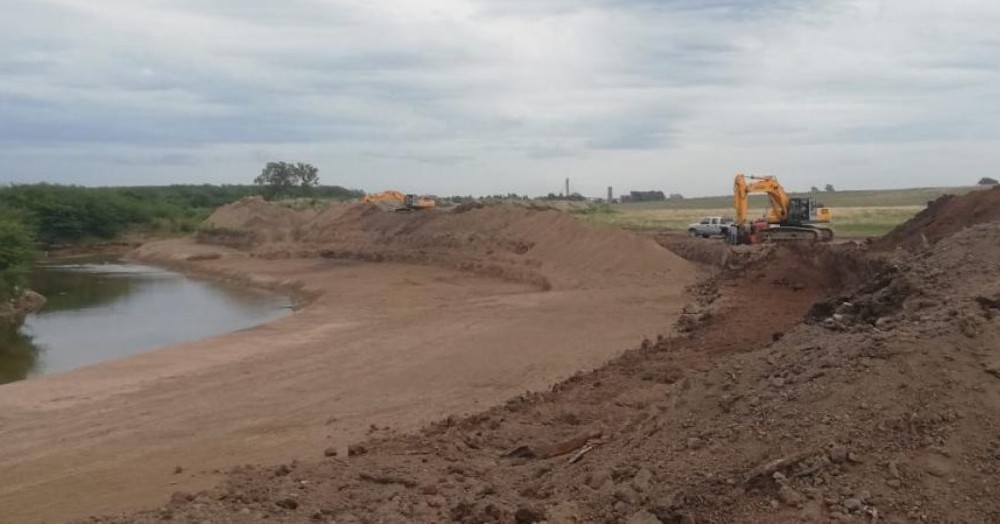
[2,257,292,384]
[114,188,1000,524]
[0,205,697,522]
[0,290,46,328]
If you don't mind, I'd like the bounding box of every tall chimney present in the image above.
[607,186,613,202]
[565,178,570,197]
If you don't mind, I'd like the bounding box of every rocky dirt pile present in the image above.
[106,198,999,523]
[877,185,1000,251]
[104,227,1000,523]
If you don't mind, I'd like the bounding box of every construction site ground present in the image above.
[0,202,695,523]
[2,187,1000,523]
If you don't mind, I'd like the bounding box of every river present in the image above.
[0,257,292,385]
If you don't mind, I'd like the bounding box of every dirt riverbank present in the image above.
[108,190,1000,523]
[0,204,696,522]
[0,290,46,328]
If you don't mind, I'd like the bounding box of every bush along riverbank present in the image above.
[0,182,358,323]
[0,212,41,327]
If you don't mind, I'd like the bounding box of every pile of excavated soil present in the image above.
[877,185,1000,251]
[199,196,320,245]
[207,202,692,290]
[106,216,1000,523]
[651,232,731,268]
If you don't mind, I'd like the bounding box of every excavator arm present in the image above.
[733,174,790,226]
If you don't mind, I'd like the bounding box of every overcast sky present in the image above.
[2,0,998,197]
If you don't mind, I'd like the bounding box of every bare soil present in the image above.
[0,203,696,523]
[875,185,1000,251]
[99,192,1000,523]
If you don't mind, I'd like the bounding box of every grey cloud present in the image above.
[1,0,998,195]
[109,152,203,166]
[526,146,578,159]
[585,120,673,150]
[479,0,825,18]
[366,151,473,166]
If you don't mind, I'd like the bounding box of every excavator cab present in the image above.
[787,198,832,225]
[403,194,435,211]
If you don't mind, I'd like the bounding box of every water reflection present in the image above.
[0,328,39,385]
[0,258,291,385]
[28,260,137,313]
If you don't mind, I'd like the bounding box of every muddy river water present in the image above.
[0,258,291,385]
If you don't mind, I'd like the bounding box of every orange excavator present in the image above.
[733,174,834,242]
[362,190,436,211]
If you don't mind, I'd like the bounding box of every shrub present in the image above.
[0,215,38,300]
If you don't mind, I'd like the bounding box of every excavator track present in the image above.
[761,226,835,242]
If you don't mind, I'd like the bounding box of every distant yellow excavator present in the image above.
[733,174,834,242]
[362,190,436,211]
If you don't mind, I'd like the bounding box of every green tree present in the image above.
[824,184,836,192]
[254,162,320,199]
[0,183,362,247]
[978,177,998,185]
[0,215,38,300]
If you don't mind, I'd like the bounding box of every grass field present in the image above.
[618,185,979,210]
[579,186,983,238]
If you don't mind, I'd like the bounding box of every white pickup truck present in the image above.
[687,216,735,238]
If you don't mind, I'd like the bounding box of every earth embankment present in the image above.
[113,190,1000,523]
[0,201,697,523]
[194,198,693,291]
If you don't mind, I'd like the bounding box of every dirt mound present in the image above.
[240,202,695,290]
[195,199,691,290]
[108,222,1000,523]
[199,196,319,245]
[877,185,1000,251]
[652,232,731,268]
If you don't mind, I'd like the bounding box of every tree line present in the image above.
[0,178,362,301]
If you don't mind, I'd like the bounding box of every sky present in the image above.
[1,0,999,197]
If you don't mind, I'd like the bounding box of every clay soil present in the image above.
[110,192,1000,523]
[0,203,696,523]
[4,192,1000,523]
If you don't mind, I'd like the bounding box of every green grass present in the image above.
[618,186,978,211]
[827,206,924,237]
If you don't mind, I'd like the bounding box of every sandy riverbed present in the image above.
[0,203,697,522]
